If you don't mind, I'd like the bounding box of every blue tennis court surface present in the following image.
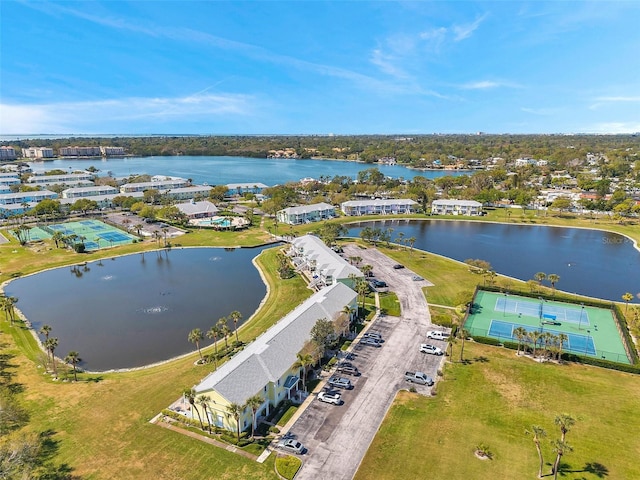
[489,319,596,355]
[495,297,590,326]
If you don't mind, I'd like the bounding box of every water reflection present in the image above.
[346,220,640,302]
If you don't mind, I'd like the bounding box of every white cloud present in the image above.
[452,13,489,41]
[460,80,521,90]
[521,107,561,116]
[0,93,254,134]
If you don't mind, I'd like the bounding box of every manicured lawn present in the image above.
[378,291,401,317]
[0,246,308,480]
[355,341,640,480]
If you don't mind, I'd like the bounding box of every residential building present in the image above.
[431,199,483,216]
[100,146,125,156]
[62,186,119,199]
[288,235,363,289]
[175,200,219,219]
[158,185,212,201]
[340,199,418,216]
[119,178,189,193]
[21,147,55,159]
[226,183,269,195]
[58,146,101,157]
[0,190,57,205]
[0,176,21,187]
[189,282,357,433]
[27,173,95,185]
[0,146,17,160]
[276,202,336,225]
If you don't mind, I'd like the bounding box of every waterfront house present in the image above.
[21,147,55,159]
[62,185,119,199]
[431,199,483,216]
[340,199,418,216]
[119,178,189,193]
[288,235,363,289]
[27,173,95,185]
[188,282,358,433]
[276,202,336,225]
[226,182,269,196]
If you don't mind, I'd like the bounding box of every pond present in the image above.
[346,220,640,303]
[5,246,274,371]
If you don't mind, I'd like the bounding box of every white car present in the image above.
[426,330,449,341]
[318,391,342,405]
[420,343,443,355]
[277,438,306,454]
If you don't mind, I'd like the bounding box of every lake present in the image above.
[346,219,640,303]
[27,155,468,186]
[5,246,273,371]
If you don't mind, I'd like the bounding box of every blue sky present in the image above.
[1,1,639,135]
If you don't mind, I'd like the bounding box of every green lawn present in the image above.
[355,341,640,480]
[378,291,401,317]
[0,246,308,480]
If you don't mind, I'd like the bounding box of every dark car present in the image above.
[371,279,388,288]
[392,264,405,269]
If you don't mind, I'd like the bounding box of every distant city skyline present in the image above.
[1,1,639,135]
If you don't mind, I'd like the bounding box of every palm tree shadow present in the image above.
[0,351,25,394]
[554,461,609,478]
[473,356,490,363]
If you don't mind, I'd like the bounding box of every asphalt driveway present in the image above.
[290,243,447,480]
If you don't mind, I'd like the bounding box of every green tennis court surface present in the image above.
[11,220,137,251]
[465,290,630,364]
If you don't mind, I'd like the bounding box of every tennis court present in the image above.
[494,296,590,326]
[44,220,137,251]
[465,290,631,364]
[489,319,596,355]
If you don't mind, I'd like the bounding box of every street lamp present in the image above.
[585,330,591,356]
[578,303,585,330]
[503,293,508,316]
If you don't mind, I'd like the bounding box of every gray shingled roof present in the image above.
[176,200,219,216]
[291,235,362,281]
[194,282,357,404]
[279,202,335,215]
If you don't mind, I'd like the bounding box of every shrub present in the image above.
[275,455,302,480]
[471,336,502,346]
[268,426,280,434]
[341,340,352,351]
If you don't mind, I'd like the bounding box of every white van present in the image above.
[426,330,449,341]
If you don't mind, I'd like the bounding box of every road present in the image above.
[291,244,448,480]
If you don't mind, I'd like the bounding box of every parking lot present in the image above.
[291,244,448,480]
[103,212,185,239]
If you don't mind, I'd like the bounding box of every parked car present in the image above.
[336,363,360,376]
[328,376,353,389]
[277,438,306,454]
[392,264,405,269]
[412,275,424,281]
[419,343,443,355]
[363,331,383,341]
[370,279,388,289]
[404,371,434,386]
[426,330,449,341]
[360,337,382,347]
[318,390,342,405]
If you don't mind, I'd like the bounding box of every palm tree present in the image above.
[51,231,65,248]
[513,327,527,355]
[556,333,568,361]
[2,296,17,326]
[45,337,59,376]
[622,292,633,312]
[229,311,242,344]
[542,332,555,360]
[217,317,230,350]
[64,351,81,381]
[245,394,263,438]
[226,402,243,443]
[293,352,314,392]
[188,328,204,362]
[184,388,205,431]
[547,274,560,293]
[551,439,572,480]
[408,236,416,252]
[355,278,370,313]
[534,272,546,286]
[206,323,222,368]
[39,324,52,361]
[528,331,543,358]
[446,332,457,360]
[361,264,373,278]
[458,328,469,363]
[341,304,356,332]
[525,425,547,479]
[555,413,575,443]
[197,395,212,433]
